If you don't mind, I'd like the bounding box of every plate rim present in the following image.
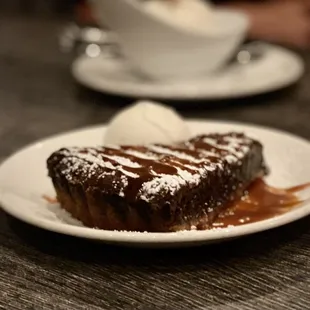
[72,44,305,100]
[1,119,310,245]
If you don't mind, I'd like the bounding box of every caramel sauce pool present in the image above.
[213,179,310,228]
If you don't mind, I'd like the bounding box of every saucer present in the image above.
[72,43,304,100]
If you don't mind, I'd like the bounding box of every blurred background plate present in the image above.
[72,43,304,100]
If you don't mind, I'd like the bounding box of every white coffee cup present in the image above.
[90,0,249,80]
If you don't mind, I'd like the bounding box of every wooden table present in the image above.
[1,10,310,310]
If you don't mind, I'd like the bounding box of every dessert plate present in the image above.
[72,44,304,100]
[1,120,310,248]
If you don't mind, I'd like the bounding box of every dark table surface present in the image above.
[1,8,310,310]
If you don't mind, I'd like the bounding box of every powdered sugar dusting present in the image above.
[58,148,140,180]
[176,167,201,184]
[139,165,202,201]
[101,154,141,168]
[225,155,238,164]
[139,174,186,201]
[59,153,112,182]
[199,150,220,158]
[113,175,128,197]
[124,149,157,160]
[184,164,205,172]
[149,145,203,163]
[202,137,250,162]
[119,168,139,179]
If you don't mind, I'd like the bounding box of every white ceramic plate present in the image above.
[72,44,304,100]
[1,120,310,248]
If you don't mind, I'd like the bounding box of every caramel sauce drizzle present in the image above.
[213,179,310,228]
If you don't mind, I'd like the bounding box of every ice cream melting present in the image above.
[104,100,191,146]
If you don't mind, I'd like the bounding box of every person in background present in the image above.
[217,0,310,49]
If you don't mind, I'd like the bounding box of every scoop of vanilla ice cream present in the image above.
[104,100,191,145]
[143,0,214,34]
